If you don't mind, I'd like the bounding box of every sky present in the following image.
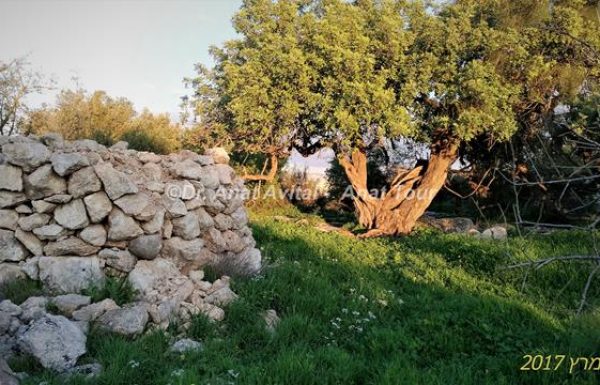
[0,0,242,116]
[0,0,332,172]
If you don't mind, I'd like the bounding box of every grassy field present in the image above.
[10,206,600,385]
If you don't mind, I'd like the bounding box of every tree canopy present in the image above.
[191,0,600,234]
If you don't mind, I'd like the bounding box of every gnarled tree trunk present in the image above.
[339,141,458,236]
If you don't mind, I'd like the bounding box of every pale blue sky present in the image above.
[0,0,242,115]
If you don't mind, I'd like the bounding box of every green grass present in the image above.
[83,277,137,306]
[15,210,600,385]
[0,277,43,304]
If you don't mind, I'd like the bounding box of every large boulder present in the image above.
[50,294,92,317]
[38,257,105,294]
[0,263,25,285]
[17,314,86,372]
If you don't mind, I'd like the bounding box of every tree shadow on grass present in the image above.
[242,222,600,385]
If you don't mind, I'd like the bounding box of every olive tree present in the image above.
[195,0,600,235]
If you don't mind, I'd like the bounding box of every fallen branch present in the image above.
[504,255,600,270]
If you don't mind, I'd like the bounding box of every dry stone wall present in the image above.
[0,133,261,341]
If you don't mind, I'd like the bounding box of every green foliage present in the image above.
[193,0,599,158]
[26,88,182,154]
[83,277,137,306]
[0,278,43,305]
[19,208,600,385]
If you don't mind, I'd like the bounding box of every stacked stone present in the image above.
[0,133,261,368]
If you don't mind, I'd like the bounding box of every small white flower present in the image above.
[227,369,239,378]
[352,311,360,316]
[341,308,348,313]
[128,360,140,368]
[171,369,184,377]
[368,311,376,319]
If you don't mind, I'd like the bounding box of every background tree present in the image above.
[0,57,46,135]
[186,0,320,181]
[26,88,181,154]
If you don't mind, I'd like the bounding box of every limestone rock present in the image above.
[138,152,162,163]
[99,248,137,272]
[141,208,165,234]
[197,303,225,321]
[15,204,31,214]
[107,208,143,241]
[38,256,105,294]
[17,213,50,231]
[162,237,205,263]
[263,309,280,332]
[162,196,187,218]
[214,213,233,231]
[17,314,86,372]
[205,147,229,164]
[50,153,90,176]
[94,163,138,200]
[68,166,102,198]
[54,199,89,230]
[169,338,203,353]
[0,191,27,208]
[0,230,28,262]
[50,294,91,317]
[0,164,23,192]
[114,192,153,217]
[19,296,48,322]
[198,166,220,190]
[171,212,200,240]
[44,194,72,204]
[83,191,112,223]
[215,164,234,185]
[482,226,508,240]
[31,199,56,214]
[72,299,119,322]
[128,234,162,260]
[2,140,50,172]
[24,164,67,200]
[173,159,204,180]
[96,305,148,336]
[0,263,25,285]
[14,228,43,255]
[44,236,99,256]
[196,207,214,229]
[0,210,18,230]
[20,256,40,280]
[204,286,238,307]
[33,224,67,240]
[79,225,107,247]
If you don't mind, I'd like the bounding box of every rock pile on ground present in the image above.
[0,133,262,372]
